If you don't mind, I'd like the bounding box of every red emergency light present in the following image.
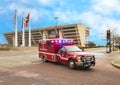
[51,40,54,43]
[71,39,74,43]
[51,39,74,44]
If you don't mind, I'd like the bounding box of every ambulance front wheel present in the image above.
[42,56,47,62]
[68,59,76,69]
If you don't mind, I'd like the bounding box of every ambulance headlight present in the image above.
[77,56,81,61]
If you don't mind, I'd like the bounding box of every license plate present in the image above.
[86,57,91,61]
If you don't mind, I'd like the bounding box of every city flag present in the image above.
[24,13,30,27]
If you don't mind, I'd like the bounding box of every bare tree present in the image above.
[110,28,120,50]
[115,36,120,44]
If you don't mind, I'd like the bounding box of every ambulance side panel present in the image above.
[39,40,58,62]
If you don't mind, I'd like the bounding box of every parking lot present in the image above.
[0,48,120,85]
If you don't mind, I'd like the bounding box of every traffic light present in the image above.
[106,30,111,53]
[106,30,111,42]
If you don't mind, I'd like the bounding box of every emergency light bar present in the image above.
[51,39,74,44]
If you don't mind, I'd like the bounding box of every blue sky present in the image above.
[0,0,120,45]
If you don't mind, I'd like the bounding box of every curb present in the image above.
[111,60,120,69]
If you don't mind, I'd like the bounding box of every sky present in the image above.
[0,0,120,45]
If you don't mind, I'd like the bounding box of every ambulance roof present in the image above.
[39,38,72,42]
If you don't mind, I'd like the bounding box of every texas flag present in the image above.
[21,13,30,28]
[24,13,30,27]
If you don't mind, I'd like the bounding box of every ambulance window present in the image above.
[59,47,66,53]
[47,42,51,49]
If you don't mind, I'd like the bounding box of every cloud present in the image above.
[8,0,120,34]
[8,2,51,23]
[103,18,120,34]
[0,7,7,14]
[30,8,51,23]
[1,0,120,45]
[9,2,31,15]
[54,9,102,28]
[54,10,76,23]
[38,0,52,6]
[54,1,120,38]
[37,0,60,7]
[54,9,87,25]
[19,0,30,4]
[55,0,120,45]
[80,12,102,28]
[92,0,120,15]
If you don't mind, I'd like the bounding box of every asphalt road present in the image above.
[0,48,120,85]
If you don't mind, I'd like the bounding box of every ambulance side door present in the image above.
[58,47,68,63]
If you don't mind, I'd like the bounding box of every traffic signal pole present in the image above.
[106,29,111,53]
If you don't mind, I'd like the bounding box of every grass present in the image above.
[0,47,10,51]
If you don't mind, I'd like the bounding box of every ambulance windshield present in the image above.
[65,45,82,52]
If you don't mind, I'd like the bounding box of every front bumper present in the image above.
[75,61,95,67]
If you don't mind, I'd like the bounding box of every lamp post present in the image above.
[54,17,59,38]
[54,17,58,27]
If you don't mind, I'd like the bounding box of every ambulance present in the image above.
[38,39,95,69]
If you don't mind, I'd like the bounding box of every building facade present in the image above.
[4,24,89,47]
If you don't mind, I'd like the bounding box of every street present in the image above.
[0,48,120,85]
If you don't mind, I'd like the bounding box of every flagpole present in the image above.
[15,10,18,47]
[22,12,30,47]
[29,25,31,47]
[29,9,31,47]
[28,12,31,47]
[22,12,25,47]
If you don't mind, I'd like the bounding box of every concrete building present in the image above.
[4,24,90,47]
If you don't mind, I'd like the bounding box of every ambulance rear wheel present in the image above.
[68,59,76,69]
[42,56,47,62]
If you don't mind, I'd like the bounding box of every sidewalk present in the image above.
[110,51,120,68]
[111,60,120,68]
